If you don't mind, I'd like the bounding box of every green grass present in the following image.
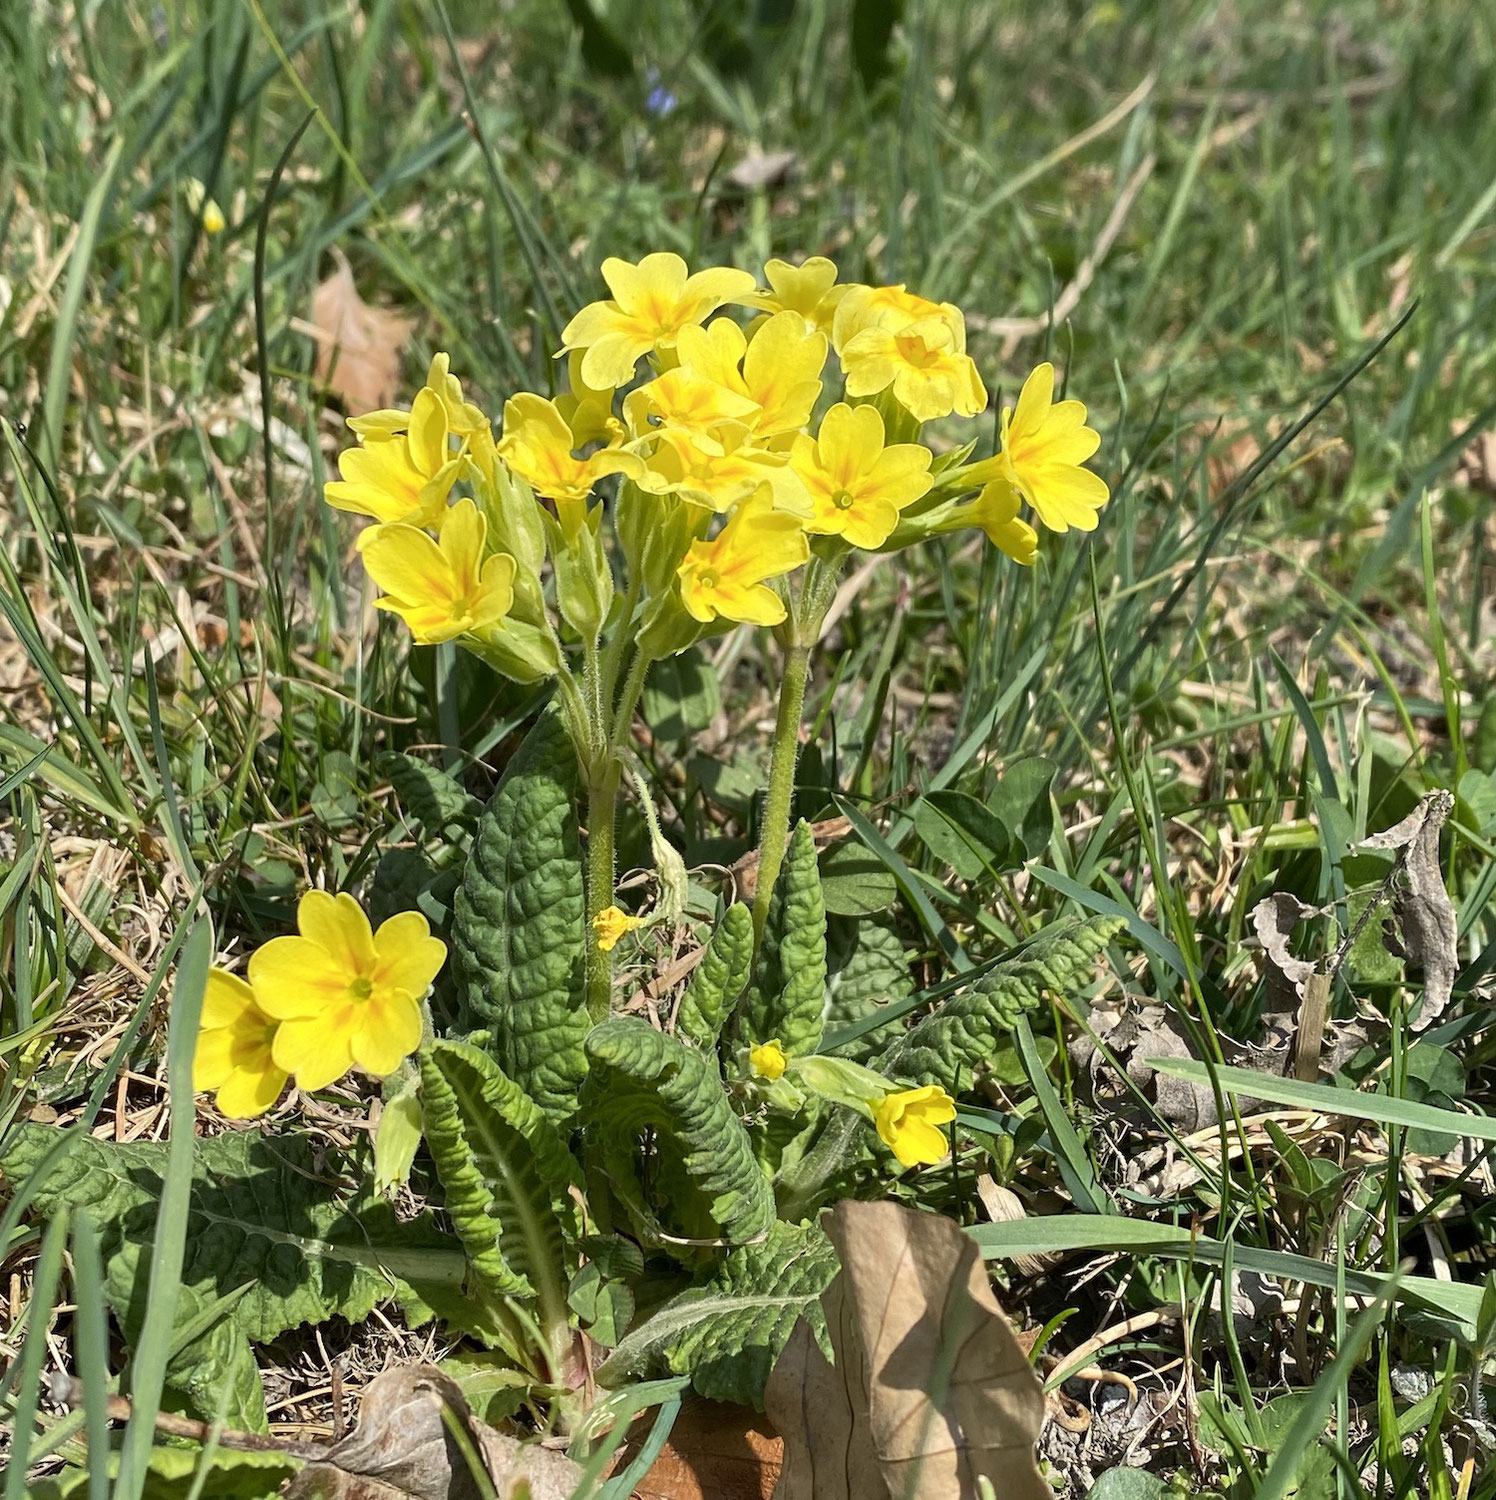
[3,0,1496,1495]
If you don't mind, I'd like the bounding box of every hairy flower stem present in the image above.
[584,761,620,1022]
[751,638,810,943]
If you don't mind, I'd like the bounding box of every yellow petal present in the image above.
[215,1062,288,1120]
[272,1013,356,1091]
[1011,362,1055,436]
[249,936,351,1019]
[407,388,449,477]
[193,1027,237,1091]
[361,524,453,608]
[298,890,377,971]
[350,991,424,1076]
[201,968,256,1029]
[373,912,447,997]
[604,251,689,313]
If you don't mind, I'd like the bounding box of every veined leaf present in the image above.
[675,903,753,1049]
[30,1445,297,1500]
[823,920,913,1062]
[732,821,827,1062]
[584,1018,776,1248]
[418,1039,581,1310]
[595,1222,838,1408]
[453,710,589,1120]
[880,916,1122,1088]
[378,750,482,837]
[0,1127,463,1426]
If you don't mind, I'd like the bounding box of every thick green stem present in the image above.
[585,761,620,1021]
[752,638,811,941]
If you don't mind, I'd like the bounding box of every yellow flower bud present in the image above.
[749,1039,788,1081]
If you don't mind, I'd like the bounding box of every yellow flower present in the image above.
[592,905,646,953]
[556,350,625,447]
[349,354,489,443]
[935,480,1038,566]
[561,253,758,389]
[742,256,847,334]
[252,891,445,1090]
[790,403,933,549]
[996,363,1110,533]
[623,365,762,450]
[874,1084,957,1167]
[677,489,809,627]
[193,969,287,1119]
[496,393,643,514]
[839,316,987,423]
[185,177,225,235]
[748,1039,787,1081]
[640,425,809,516]
[361,497,517,646]
[675,313,828,445]
[325,387,462,527]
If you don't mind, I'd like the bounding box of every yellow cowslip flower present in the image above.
[839,315,987,424]
[677,490,809,627]
[252,891,446,1090]
[350,353,489,443]
[496,392,643,512]
[593,905,646,953]
[556,350,625,447]
[561,252,758,389]
[941,480,1039,566]
[741,256,847,334]
[874,1084,957,1167]
[675,313,827,446]
[640,425,809,516]
[623,365,762,451]
[748,1039,787,1081]
[185,177,225,235]
[193,969,287,1119]
[832,283,960,343]
[994,362,1109,533]
[361,497,517,646]
[790,402,933,550]
[325,387,462,527]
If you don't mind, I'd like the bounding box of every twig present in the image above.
[46,1372,330,1460]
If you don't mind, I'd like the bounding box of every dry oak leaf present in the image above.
[284,1365,580,1500]
[629,1399,784,1500]
[311,248,416,415]
[763,1199,1048,1500]
[1356,789,1457,1030]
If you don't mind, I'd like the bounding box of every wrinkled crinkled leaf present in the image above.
[732,821,827,1061]
[676,903,753,1049]
[453,711,589,1119]
[584,1018,776,1249]
[596,1222,839,1408]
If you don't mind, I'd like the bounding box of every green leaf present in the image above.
[881,917,1121,1089]
[1085,1470,1169,1499]
[990,757,1057,862]
[31,1447,297,1500]
[823,920,912,1062]
[676,903,753,1049]
[641,645,721,741]
[378,750,482,836]
[453,710,589,1120]
[417,1038,581,1306]
[584,1018,776,1248]
[817,839,898,917]
[913,789,1012,879]
[732,821,827,1060]
[595,1222,838,1408]
[0,1127,463,1427]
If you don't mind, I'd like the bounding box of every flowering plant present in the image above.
[183,251,1120,1422]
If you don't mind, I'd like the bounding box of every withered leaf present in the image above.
[1249,891,1323,999]
[284,1366,580,1500]
[1357,790,1458,1029]
[763,1200,1048,1500]
[311,249,416,415]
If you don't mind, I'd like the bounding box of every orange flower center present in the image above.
[893,331,943,369]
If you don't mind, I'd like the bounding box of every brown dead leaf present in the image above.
[629,1400,783,1500]
[763,1200,1048,1500]
[1357,790,1458,1029]
[284,1366,580,1500]
[311,249,416,414]
[1250,891,1323,1000]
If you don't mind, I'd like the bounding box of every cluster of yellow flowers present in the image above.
[321,251,1109,669]
[193,892,446,1119]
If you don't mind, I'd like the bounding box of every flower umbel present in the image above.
[996,362,1110,532]
[361,498,517,646]
[193,969,287,1119]
[561,252,757,389]
[748,1039,788,1081]
[791,402,933,549]
[592,905,646,953]
[251,891,445,1090]
[874,1084,957,1167]
[676,490,809,626]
